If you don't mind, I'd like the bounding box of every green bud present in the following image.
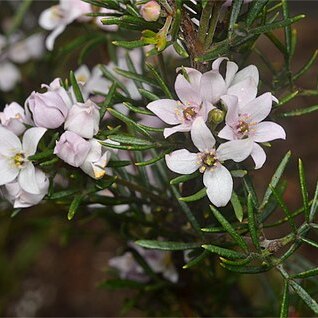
[208,108,225,125]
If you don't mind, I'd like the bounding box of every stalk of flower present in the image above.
[218,94,286,169]
[0,126,47,194]
[165,117,253,207]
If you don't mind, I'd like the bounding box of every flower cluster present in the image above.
[147,58,286,207]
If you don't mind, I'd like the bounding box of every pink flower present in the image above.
[64,99,100,139]
[147,68,213,137]
[218,93,286,169]
[165,117,252,207]
[54,131,91,167]
[140,1,161,22]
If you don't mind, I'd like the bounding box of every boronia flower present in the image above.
[147,68,212,137]
[0,127,47,194]
[165,117,253,207]
[218,94,286,169]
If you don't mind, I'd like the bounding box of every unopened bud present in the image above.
[141,1,161,22]
[208,108,225,125]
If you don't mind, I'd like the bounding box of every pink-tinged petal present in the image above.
[165,149,199,174]
[218,125,235,140]
[251,142,266,169]
[147,99,180,125]
[0,158,19,186]
[232,65,259,87]
[254,122,286,142]
[46,24,66,51]
[203,165,233,207]
[175,68,202,106]
[227,77,257,108]
[200,71,227,104]
[0,126,21,155]
[191,117,215,152]
[225,61,239,87]
[22,127,47,156]
[241,92,273,123]
[221,95,239,125]
[212,57,228,71]
[217,138,253,162]
[18,163,40,194]
[163,124,190,138]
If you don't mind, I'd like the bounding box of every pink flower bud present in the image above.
[64,99,100,139]
[54,131,91,167]
[0,102,29,136]
[140,1,161,22]
[26,89,70,129]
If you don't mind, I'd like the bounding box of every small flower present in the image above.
[165,117,252,206]
[3,168,49,208]
[64,99,100,139]
[140,1,161,22]
[147,68,213,137]
[0,102,29,136]
[218,93,286,169]
[0,126,47,194]
[0,62,21,92]
[54,131,91,167]
[80,139,113,179]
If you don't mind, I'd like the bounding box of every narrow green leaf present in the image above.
[138,88,159,101]
[100,65,130,96]
[183,250,209,269]
[136,240,201,251]
[135,149,170,166]
[107,160,131,168]
[70,71,84,103]
[228,0,243,38]
[170,171,200,185]
[210,205,248,252]
[292,268,318,279]
[201,225,248,233]
[281,104,318,117]
[49,189,78,200]
[28,150,54,161]
[113,40,148,49]
[179,188,206,203]
[231,191,244,222]
[282,0,292,63]
[202,244,246,260]
[231,170,247,178]
[276,90,299,107]
[309,181,318,222]
[246,0,269,26]
[220,263,270,273]
[170,8,181,40]
[123,102,153,115]
[279,280,289,318]
[293,49,318,81]
[68,194,84,220]
[247,193,261,251]
[289,280,318,314]
[243,175,259,208]
[298,159,309,222]
[107,134,153,146]
[115,68,158,87]
[219,255,253,266]
[260,151,291,210]
[100,82,117,118]
[301,237,318,249]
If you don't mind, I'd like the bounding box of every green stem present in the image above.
[198,1,214,44]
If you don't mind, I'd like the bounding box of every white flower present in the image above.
[165,117,252,207]
[39,0,91,50]
[147,68,213,137]
[218,94,286,169]
[0,102,29,136]
[3,168,49,208]
[0,62,21,92]
[0,127,47,194]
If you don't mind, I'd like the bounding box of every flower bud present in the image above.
[64,99,100,139]
[26,89,70,129]
[54,131,91,167]
[140,1,161,22]
[80,139,112,179]
[0,102,28,136]
[208,108,225,125]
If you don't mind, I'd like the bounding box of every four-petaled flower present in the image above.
[165,117,253,207]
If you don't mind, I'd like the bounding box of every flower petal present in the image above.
[165,149,199,174]
[0,158,19,186]
[175,68,202,106]
[251,142,266,169]
[200,70,227,105]
[221,95,239,125]
[218,125,235,140]
[147,99,180,125]
[254,122,286,142]
[22,127,47,156]
[0,126,21,156]
[191,117,215,152]
[225,61,239,87]
[163,124,190,138]
[46,24,66,51]
[217,138,253,162]
[227,77,257,108]
[240,92,273,123]
[212,57,228,71]
[18,163,40,194]
[203,165,233,207]
[232,65,259,87]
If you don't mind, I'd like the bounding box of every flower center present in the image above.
[13,152,25,168]
[234,114,257,139]
[198,150,218,173]
[236,120,250,138]
[183,107,197,121]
